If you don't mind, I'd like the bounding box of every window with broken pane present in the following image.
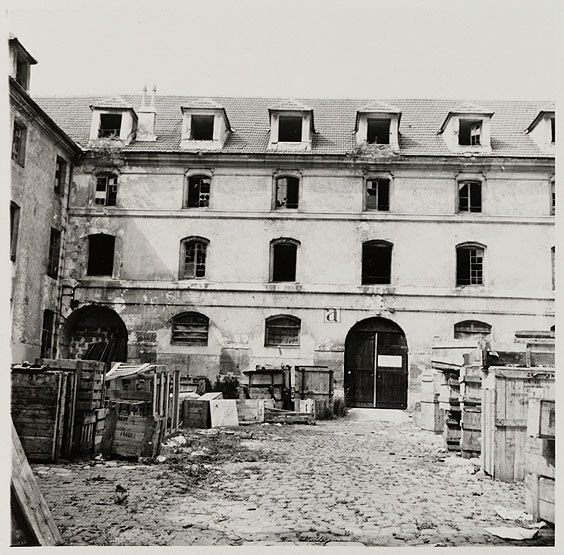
[12,120,26,166]
[367,119,391,144]
[98,113,122,138]
[55,156,67,194]
[265,315,300,346]
[180,239,208,279]
[171,312,209,345]
[362,241,392,284]
[278,116,303,142]
[185,175,211,208]
[190,115,215,140]
[366,179,390,211]
[274,176,299,209]
[459,120,482,146]
[458,181,482,212]
[456,245,484,285]
[95,174,118,206]
[40,309,56,359]
[47,228,61,279]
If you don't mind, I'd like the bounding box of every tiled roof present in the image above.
[268,99,312,111]
[358,100,401,113]
[181,98,225,110]
[35,95,554,157]
[450,102,494,114]
[90,95,133,110]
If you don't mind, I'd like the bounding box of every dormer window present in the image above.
[191,115,215,140]
[8,36,37,92]
[525,103,555,152]
[98,113,123,138]
[278,116,303,142]
[367,119,391,145]
[459,120,482,146]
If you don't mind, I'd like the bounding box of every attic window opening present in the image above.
[190,115,215,140]
[15,57,30,89]
[367,119,390,144]
[98,113,123,138]
[459,120,481,146]
[278,116,302,142]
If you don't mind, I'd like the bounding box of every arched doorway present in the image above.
[344,317,408,409]
[59,305,128,362]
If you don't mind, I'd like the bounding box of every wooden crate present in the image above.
[182,399,210,428]
[102,412,164,458]
[459,365,482,404]
[419,400,444,433]
[481,367,554,482]
[461,406,481,458]
[295,366,334,401]
[236,399,265,423]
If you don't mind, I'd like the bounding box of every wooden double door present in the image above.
[344,318,408,409]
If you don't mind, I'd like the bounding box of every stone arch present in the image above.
[59,305,128,362]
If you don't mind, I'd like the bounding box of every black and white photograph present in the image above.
[4,0,558,548]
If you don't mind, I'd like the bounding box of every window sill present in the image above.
[264,344,300,349]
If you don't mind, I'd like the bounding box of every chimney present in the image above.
[136,84,157,141]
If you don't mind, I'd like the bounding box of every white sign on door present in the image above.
[377,355,403,368]
[324,308,341,323]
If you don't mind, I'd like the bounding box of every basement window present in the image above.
[265,315,300,346]
[362,241,392,285]
[366,179,390,211]
[98,113,122,138]
[185,175,211,208]
[95,174,118,206]
[10,202,20,262]
[11,120,27,166]
[278,116,303,142]
[87,234,115,276]
[454,320,491,340]
[40,309,56,359]
[367,119,391,144]
[47,228,61,279]
[459,120,482,146]
[274,176,299,209]
[270,239,298,282]
[190,115,215,140]
[458,181,482,213]
[456,244,484,286]
[54,156,67,194]
[180,237,208,279]
[171,312,209,345]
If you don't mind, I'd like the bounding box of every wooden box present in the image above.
[420,400,444,433]
[102,412,164,458]
[236,399,265,423]
[182,399,210,428]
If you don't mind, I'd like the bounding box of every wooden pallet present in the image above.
[264,407,315,425]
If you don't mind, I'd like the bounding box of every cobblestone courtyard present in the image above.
[33,412,554,546]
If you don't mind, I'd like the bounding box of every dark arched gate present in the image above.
[344,317,408,409]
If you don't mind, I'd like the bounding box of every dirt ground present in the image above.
[33,413,555,546]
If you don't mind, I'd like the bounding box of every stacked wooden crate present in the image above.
[294,366,333,418]
[459,349,484,459]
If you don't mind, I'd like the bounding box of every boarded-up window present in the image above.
[55,156,67,194]
[458,181,482,212]
[190,115,215,140]
[271,240,298,282]
[454,320,491,339]
[367,119,390,144]
[185,175,211,208]
[87,234,115,276]
[362,241,392,285]
[459,120,482,146]
[10,202,20,262]
[40,309,56,359]
[278,116,302,142]
[456,244,484,285]
[265,315,300,346]
[47,228,61,279]
[274,176,299,209]
[95,174,118,206]
[180,238,208,278]
[11,120,26,166]
[366,179,390,211]
[98,113,122,138]
[171,312,209,345]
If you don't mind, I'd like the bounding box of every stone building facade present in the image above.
[32,91,555,409]
[9,36,80,362]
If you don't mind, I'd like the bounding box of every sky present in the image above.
[4,0,561,101]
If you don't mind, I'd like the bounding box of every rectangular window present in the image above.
[16,58,30,90]
[551,117,555,143]
[456,247,483,285]
[458,181,482,212]
[459,120,482,146]
[367,119,391,144]
[362,242,392,285]
[278,116,303,142]
[265,317,300,346]
[186,176,211,208]
[551,247,555,291]
[12,120,27,166]
[54,156,67,194]
[366,179,390,211]
[47,228,61,279]
[182,241,207,278]
[10,202,20,262]
[95,175,118,206]
[271,243,297,282]
[40,309,56,359]
[274,177,299,209]
[190,115,215,140]
[172,314,209,345]
[98,113,122,138]
[551,180,555,215]
[87,234,115,276]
